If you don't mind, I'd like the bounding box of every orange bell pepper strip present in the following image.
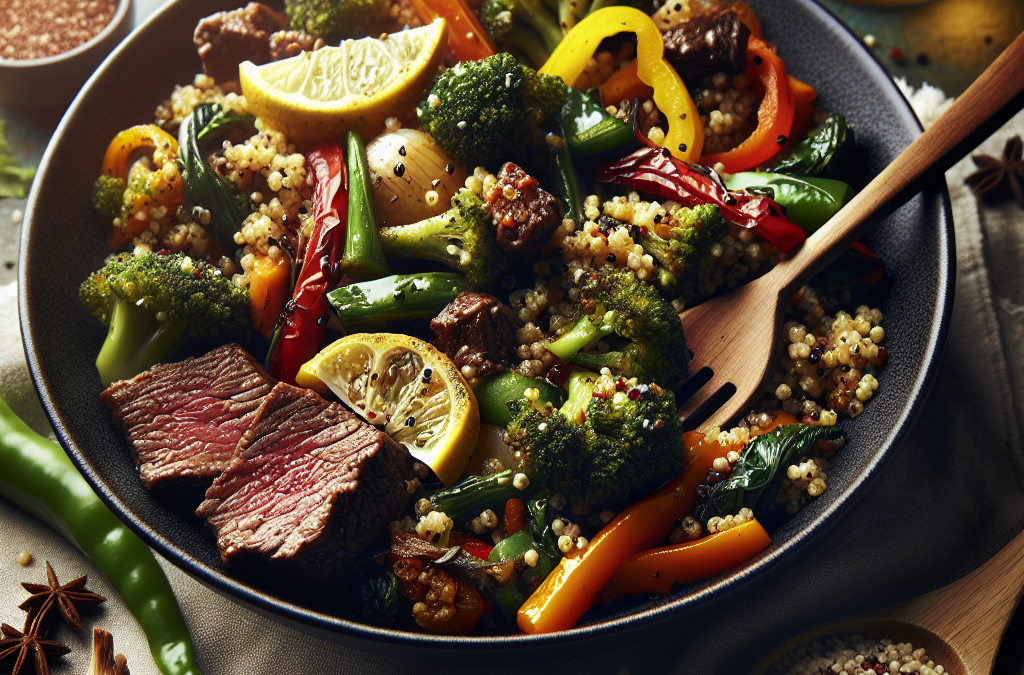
[540,7,703,162]
[102,125,179,182]
[598,59,654,108]
[409,0,495,62]
[517,430,725,633]
[516,411,797,634]
[702,36,795,173]
[603,518,772,598]
[787,75,817,144]
[249,254,291,339]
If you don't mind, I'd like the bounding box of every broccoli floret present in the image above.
[377,188,504,290]
[640,204,726,282]
[79,251,250,385]
[92,175,126,226]
[416,53,567,169]
[546,265,692,388]
[284,0,387,41]
[505,371,683,507]
[480,0,563,69]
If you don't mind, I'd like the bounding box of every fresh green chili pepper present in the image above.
[0,398,202,675]
[725,172,853,235]
[178,103,252,253]
[473,372,567,427]
[560,88,637,159]
[766,114,856,182]
[343,130,391,282]
[326,272,470,326]
[548,120,587,225]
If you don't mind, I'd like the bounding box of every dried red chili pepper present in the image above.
[595,145,807,253]
[268,142,348,384]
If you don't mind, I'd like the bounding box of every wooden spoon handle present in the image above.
[767,31,1024,299]
[890,527,1024,675]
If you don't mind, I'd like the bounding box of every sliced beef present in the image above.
[196,383,414,573]
[661,10,750,81]
[431,292,521,378]
[485,163,563,254]
[193,3,288,85]
[101,344,274,493]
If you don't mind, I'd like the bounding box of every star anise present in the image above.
[0,623,70,675]
[965,135,1024,207]
[19,561,106,632]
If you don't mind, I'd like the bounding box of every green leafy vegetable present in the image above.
[711,423,846,516]
[767,115,856,182]
[178,104,255,252]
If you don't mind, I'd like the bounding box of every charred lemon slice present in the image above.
[298,333,479,485]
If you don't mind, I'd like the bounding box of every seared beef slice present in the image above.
[101,344,274,491]
[197,383,414,569]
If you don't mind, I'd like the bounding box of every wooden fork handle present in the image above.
[767,31,1024,300]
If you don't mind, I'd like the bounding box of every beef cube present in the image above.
[485,163,563,254]
[431,292,521,378]
[101,344,274,492]
[662,10,750,82]
[193,3,288,85]
[196,383,414,572]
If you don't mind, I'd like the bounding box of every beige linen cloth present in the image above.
[2,106,1023,674]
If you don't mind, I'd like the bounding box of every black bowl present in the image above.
[19,0,952,657]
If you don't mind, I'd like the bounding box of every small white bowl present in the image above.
[0,0,134,108]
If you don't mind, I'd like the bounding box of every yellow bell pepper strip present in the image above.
[409,0,495,61]
[516,412,797,633]
[249,253,290,339]
[603,518,772,598]
[598,59,654,108]
[101,125,178,182]
[702,35,795,173]
[540,7,703,162]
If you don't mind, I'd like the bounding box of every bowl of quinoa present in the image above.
[0,0,133,107]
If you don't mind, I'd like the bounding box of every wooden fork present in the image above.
[677,32,1024,431]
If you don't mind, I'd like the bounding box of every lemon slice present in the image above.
[240,19,448,146]
[298,333,479,486]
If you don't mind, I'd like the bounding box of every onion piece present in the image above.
[366,129,468,227]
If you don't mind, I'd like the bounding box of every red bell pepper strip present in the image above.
[408,0,495,62]
[702,36,796,173]
[268,143,348,384]
[596,145,807,253]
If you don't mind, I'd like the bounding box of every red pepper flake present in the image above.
[545,362,572,387]
[367,411,376,419]
[889,47,908,65]
[592,391,609,399]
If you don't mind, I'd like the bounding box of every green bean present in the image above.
[0,398,202,675]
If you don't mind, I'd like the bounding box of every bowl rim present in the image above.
[18,0,954,653]
[0,0,132,68]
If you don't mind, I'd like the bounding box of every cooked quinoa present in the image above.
[552,192,779,307]
[771,291,886,422]
[770,635,946,675]
[694,71,760,155]
[153,74,247,133]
